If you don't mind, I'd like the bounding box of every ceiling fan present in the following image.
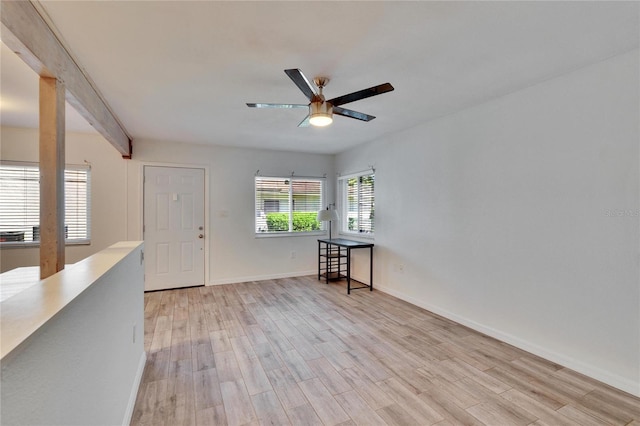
[246,69,394,127]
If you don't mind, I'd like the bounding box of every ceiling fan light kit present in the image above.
[247,69,394,127]
[309,101,333,127]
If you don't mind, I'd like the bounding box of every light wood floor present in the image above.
[131,276,640,426]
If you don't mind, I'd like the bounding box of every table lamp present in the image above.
[317,206,339,239]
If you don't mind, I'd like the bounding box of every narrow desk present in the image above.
[318,238,374,294]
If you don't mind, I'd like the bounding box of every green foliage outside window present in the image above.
[266,212,320,232]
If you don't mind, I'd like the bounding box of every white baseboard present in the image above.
[209,270,316,286]
[123,351,147,426]
[375,284,640,398]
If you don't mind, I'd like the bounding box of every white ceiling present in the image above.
[1,1,638,155]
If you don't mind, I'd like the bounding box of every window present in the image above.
[255,176,323,234]
[0,162,91,246]
[339,171,375,236]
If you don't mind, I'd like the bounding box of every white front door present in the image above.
[143,166,205,291]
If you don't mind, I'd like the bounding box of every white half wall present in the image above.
[0,241,145,425]
[336,49,640,396]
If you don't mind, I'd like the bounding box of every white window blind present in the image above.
[255,176,323,234]
[0,162,91,245]
[340,171,375,235]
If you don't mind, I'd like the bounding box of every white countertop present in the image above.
[0,241,143,360]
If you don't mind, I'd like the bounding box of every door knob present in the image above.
[198,234,204,239]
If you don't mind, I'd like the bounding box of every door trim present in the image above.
[139,161,210,287]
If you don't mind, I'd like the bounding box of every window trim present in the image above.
[254,175,325,237]
[0,160,91,248]
[338,169,375,239]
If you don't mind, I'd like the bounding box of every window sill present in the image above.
[337,232,375,241]
[0,240,91,249]
[255,231,327,239]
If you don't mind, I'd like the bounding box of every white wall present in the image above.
[336,49,640,396]
[126,140,334,284]
[0,128,335,282]
[0,127,128,272]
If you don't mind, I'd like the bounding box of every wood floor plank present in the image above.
[251,390,291,426]
[286,403,324,426]
[220,379,257,426]
[288,333,323,361]
[340,367,394,411]
[557,404,616,426]
[166,372,196,426]
[234,353,272,395]
[335,390,387,426]
[279,349,316,382]
[307,357,352,395]
[253,342,284,372]
[485,366,567,409]
[377,377,444,424]
[265,367,309,409]
[192,341,215,371]
[466,395,537,426]
[150,328,172,353]
[210,329,233,353]
[500,388,579,426]
[143,349,171,382]
[376,403,422,426]
[298,377,351,425]
[132,277,640,426]
[214,350,243,383]
[421,376,481,409]
[417,390,483,426]
[195,404,226,426]
[193,368,223,410]
[343,349,393,383]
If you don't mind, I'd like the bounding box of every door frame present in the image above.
[139,161,210,288]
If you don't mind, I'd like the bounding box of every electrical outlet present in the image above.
[398,264,405,273]
[133,324,137,343]
[290,251,296,259]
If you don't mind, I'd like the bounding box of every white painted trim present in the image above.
[140,161,210,287]
[375,283,640,398]
[337,169,374,181]
[209,270,316,286]
[122,351,147,426]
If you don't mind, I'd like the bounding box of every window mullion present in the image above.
[288,179,293,232]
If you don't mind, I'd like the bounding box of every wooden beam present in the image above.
[39,76,65,279]
[0,0,132,157]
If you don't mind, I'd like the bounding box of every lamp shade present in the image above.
[317,209,339,222]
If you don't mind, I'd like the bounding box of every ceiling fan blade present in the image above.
[328,83,394,107]
[246,103,308,108]
[297,115,310,127]
[333,106,375,122]
[284,69,317,101]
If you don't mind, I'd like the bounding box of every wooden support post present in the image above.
[39,76,65,279]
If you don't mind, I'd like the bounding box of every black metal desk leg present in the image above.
[318,241,321,280]
[325,243,330,284]
[347,247,351,294]
[370,246,373,291]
